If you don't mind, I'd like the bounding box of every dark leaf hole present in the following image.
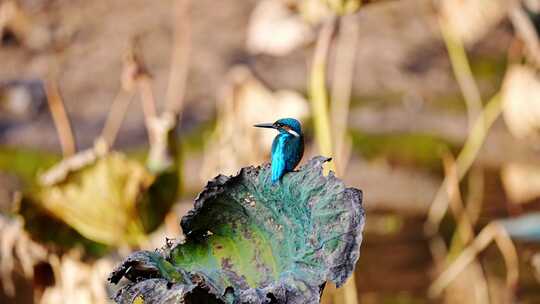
[266,292,278,303]
[184,286,224,304]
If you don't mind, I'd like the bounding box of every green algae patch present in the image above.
[350,130,456,170]
[0,146,60,187]
[109,156,365,304]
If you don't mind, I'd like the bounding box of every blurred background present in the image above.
[1,0,540,303]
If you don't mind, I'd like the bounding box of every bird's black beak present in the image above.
[253,122,275,129]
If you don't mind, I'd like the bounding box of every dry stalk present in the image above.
[425,93,503,235]
[310,17,336,173]
[121,40,158,141]
[465,166,484,225]
[439,16,483,130]
[44,79,76,157]
[100,89,135,148]
[510,4,540,67]
[442,153,475,243]
[165,0,191,117]
[425,13,499,235]
[138,76,158,130]
[429,222,519,301]
[424,149,489,302]
[330,14,358,175]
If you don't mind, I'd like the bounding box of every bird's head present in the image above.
[254,118,302,137]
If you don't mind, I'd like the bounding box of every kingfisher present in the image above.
[254,118,304,183]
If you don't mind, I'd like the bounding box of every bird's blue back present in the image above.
[271,132,303,183]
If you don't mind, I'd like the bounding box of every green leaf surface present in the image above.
[109,156,364,303]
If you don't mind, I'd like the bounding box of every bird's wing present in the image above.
[286,136,303,171]
[271,136,287,183]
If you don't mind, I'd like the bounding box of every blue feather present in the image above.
[254,118,304,184]
[271,134,289,183]
[269,119,304,183]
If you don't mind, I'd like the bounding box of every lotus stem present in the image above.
[100,89,135,148]
[510,4,540,67]
[44,79,76,157]
[165,0,191,118]
[429,222,519,301]
[331,14,358,175]
[426,93,502,234]
[439,15,482,130]
[310,17,336,173]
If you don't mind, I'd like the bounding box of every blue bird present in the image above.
[254,118,304,183]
